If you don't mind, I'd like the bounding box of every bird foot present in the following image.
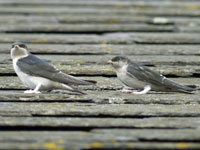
[131,91,147,95]
[121,89,136,93]
[24,90,41,94]
[121,85,151,95]
[131,85,151,95]
[120,87,136,93]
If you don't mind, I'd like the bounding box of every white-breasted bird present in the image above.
[108,56,196,94]
[11,41,96,94]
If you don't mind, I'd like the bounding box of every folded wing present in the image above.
[127,62,196,93]
[17,54,96,86]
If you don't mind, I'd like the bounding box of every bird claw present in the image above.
[24,90,41,94]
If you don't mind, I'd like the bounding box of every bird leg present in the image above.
[24,83,41,94]
[121,86,135,93]
[131,85,151,95]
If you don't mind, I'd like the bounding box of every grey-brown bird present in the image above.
[11,41,96,94]
[108,56,196,94]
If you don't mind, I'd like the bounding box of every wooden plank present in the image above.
[92,128,200,141]
[123,32,200,44]
[0,33,131,44]
[1,62,200,77]
[0,129,200,144]
[2,44,200,55]
[1,102,200,117]
[35,54,200,66]
[2,54,200,65]
[0,89,200,105]
[0,15,173,24]
[1,55,200,76]
[1,15,200,26]
[0,24,175,33]
[0,76,198,91]
[1,19,200,33]
[0,6,200,17]
[0,91,92,102]
[1,33,200,44]
[1,0,200,9]
[179,26,200,33]
[0,140,200,150]
[88,90,200,105]
[0,2,200,11]
[0,116,199,129]
[0,131,200,150]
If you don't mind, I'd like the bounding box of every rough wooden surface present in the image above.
[0,0,200,150]
[0,76,199,90]
[1,33,200,44]
[1,102,200,117]
[1,43,200,55]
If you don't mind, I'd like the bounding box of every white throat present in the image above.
[11,47,29,60]
[116,64,128,77]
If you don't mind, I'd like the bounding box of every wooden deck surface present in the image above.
[0,0,200,149]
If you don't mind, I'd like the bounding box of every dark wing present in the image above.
[127,62,196,93]
[17,54,95,85]
[127,62,165,86]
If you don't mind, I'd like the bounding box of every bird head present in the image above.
[11,42,29,60]
[108,56,130,69]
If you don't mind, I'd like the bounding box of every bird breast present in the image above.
[116,65,146,89]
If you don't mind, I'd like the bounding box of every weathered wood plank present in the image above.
[1,63,200,77]
[1,15,200,26]
[2,54,200,65]
[0,76,198,91]
[121,32,200,44]
[0,89,200,105]
[0,130,200,150]
[0,15,174,24]
[1,0,200,9]
[0,91,92,102]
[179,26,200,33]
[0,6,200,17]
[0,33,131,44]
[0,129,199,148]
[0,140,200,150]
[1,102,200,117]
[2,44,200,55]
[1,33,200,44]
[0,116,199,129]
[88,90,200,105]
[2,19,200,33]
[1,55,200,76]
[5,24,200,33]
[92,128,200,141]
[0,24,175,33]
[58,16,200,28]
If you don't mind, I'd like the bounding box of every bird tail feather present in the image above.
[84,80,97,85]
[55,83,85,95]
[164,79,197,94]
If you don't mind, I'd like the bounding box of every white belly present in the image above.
[13,59,52,90]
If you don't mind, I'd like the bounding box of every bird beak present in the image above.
[14,45,20,49]
[108,60,113,64]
